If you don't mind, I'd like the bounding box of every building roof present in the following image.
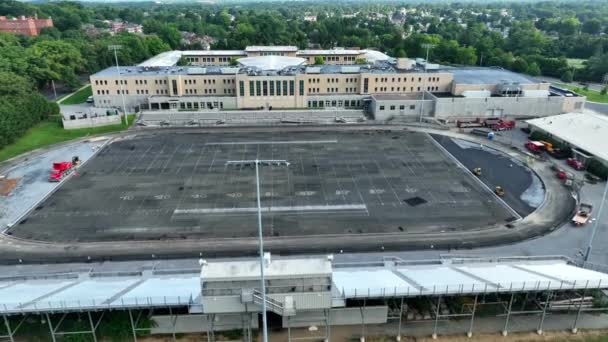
[297,49,362,56]
[245,46,299,52]
[526,112,608,163]
[451,67,541,85]
[333,257,608,298]
[139,51,183,67]
[201,257,333,282]
[237,56,307,70]
[0,273,200,314]
[182,50,247,56]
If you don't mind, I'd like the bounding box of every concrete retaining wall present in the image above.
[62,115,121,129]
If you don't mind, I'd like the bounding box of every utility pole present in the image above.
[225,159,290,342]
[419,43,436,124]
[109,45,129,126]
[51,80,57,100]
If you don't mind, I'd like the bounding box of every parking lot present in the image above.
[11,130,513,243]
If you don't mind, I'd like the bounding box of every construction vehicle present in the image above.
[567,158,585,171]
[484,118,515,131]
[49,162,74,182]
[495,186,505,197]
[572,203,593,226]
[472,168,482,176]
[525,141,545,154]
[539,141,554,153]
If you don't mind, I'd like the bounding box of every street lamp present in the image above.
[225,159,290,342]
[108,45,129,126]
[419,43,436,124]
[584,181,608,262]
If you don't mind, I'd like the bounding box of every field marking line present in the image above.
[144,143,167,174]
[174,143,194,175]
[205,140,338,146]
[427,133,522,221]
[174,204,368,215]
[160,145,180,174]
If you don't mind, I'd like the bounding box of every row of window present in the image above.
[96,89,109,95]
[243,80,296,97]
[179,101,224,110]
[94,80,108,86]
[379,104,416,111]
[308,78,357,84]
[155,80,168,85]
[373,86,441,92]
[374,76,441,83]
[134,80,148,85]
[184,79,217,85]
[136,89,149,95]
[186,57,233,63]
[307,99,362,108]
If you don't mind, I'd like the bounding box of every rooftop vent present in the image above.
[341,66,360,74]
[187,67,207,75]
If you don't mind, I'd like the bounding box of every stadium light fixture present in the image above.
[225,158,290,342]
[419,43,436,124]
[108,44,129,126]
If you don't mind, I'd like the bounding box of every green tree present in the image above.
[512,58,529,73]
[314,56,324,65]
[582,19,602,35]
[561,70,574,83]
[526,62,541,76]
[144,36,171,56]
[601,86,608,96]
[26,40,84,89]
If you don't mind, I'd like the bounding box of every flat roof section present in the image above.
[451,68,541,85]
[201,257,332,282]
[527,112,608,163]
[246,45,299,52]
[333,258,608,298]
[297,49,361,56]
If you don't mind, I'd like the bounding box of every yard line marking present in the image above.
[174,204,367,215]
[205,140,338,146]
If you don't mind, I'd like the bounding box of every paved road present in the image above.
[586,102,608,114]
[536,76,605,92]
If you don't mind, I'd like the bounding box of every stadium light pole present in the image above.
[109,44,129,126]
[584,181,608,262]
[225,159,290,342]
[419,43,436,124]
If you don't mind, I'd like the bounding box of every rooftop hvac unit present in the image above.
[341,66,361,73]
[220,67,240,74]
[306,67,321,74]
[187,67,207,75]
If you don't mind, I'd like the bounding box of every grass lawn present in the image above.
[59,85,92,105]
[554,83,608,103]
[567,58,587,69]
[0,115,135,162]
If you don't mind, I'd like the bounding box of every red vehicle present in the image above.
[457,118,483,128]
[567,158,585,171]
[485,119,515,131]
[525,141,545,153]
[49,161,74,182]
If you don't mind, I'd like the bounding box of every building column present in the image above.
[502,293,515,336]
[88,312,98,342]
[3,315,14,342]
[432,296,441,339]
[128,309,138,342]
[537,292,552,335]
[397,297,404,341]
[467,295,478,338]
[360,298,366,342]
[572,288,588,334]
[46,313,57,342]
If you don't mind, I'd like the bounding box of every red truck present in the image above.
[567,158,585,171]
[484,118,515,131]
[525,141,545,153]
[49,161,75,182]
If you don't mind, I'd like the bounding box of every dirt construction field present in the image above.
[10,130,514,243]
